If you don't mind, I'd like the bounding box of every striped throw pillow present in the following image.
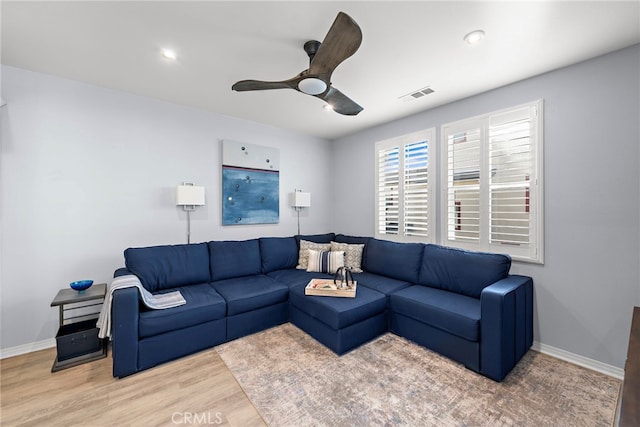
[306,250,345,274]
[296,240,332,270]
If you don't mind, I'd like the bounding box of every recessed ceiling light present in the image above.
[463,30,485,44]
[323,104,333,112]
[161,48,177,61]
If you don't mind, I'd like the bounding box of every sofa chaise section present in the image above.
[289,284,387,354]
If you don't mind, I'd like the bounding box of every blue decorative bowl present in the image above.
[70,280,93,292]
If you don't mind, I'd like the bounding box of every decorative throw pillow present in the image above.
[306,250,345,274]
[330,241,364,272]
[296,240,332,270]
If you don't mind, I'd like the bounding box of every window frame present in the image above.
[374,128,437,243]
[440,100,544,264]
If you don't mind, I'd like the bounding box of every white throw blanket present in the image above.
[97,274,186,339]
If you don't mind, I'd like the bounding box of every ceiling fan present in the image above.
[232,12,363,116]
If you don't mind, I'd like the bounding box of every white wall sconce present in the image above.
[290,189,311,235]
[176,183,205,244]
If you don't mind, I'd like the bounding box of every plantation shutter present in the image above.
[404,140,429,237]
[377,146,400,235]
[489,106,534,247]
[445,124,482,243]
[375,129,435,242]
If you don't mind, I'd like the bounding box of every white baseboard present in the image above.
[0,338,56,360]
[532,341,624,380]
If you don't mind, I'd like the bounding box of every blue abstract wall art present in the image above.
[221,140,280,225]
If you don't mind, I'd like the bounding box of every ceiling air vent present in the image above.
[399,86,435,102]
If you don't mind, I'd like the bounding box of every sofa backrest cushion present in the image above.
[334,235,371,270]
[363,238,424,283]
[124,243,210,292]
[295,233,335,244]
[259,237,299,273]
[334,234,371,245]
[209,239,262,281]
[418,244,511,298]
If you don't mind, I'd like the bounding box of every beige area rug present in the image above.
[216,324,621,426]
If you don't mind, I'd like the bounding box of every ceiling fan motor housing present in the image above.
[303,40,322,61]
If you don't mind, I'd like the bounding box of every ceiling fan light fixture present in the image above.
[298,77,327,95]
[161,48,177,61]
[464,30,485,44]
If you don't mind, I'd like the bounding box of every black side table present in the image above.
[50,283,108,372]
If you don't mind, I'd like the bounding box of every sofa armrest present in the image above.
[480,274,533,381]
[114,267,131,278]
[112,287,140,377]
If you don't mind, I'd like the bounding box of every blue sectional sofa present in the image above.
[111,233,533,382]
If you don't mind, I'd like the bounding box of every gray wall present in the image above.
[331,45,640,369]
[0,65,332,350]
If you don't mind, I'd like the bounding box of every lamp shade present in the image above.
[290,191,311,208]
[176,185,205,206]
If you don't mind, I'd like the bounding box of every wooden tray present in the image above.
[305,278,357,298]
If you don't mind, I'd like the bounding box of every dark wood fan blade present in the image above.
[316,86,363,116]
[308,12,362,78]
[232,78,298,91]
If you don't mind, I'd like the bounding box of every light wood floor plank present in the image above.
[1,347,266,426]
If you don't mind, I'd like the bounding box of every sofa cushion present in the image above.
[418,244,511,299]
[307,250,344,274]
[296,233,335,244]
[212,275,288,316]
[364,239,424,284]
[330,241,364,272]
[209,239,262,281]
[334,234,371,246]
[355,272,412,296]
[138,283,226,338]
[259,236,299,273]
[125,243,210,292]
[390,285,481,342]
[289,284,387,330]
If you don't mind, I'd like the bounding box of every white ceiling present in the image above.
[2,1,639,140]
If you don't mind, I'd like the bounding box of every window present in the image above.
[441,100,543,263]
[375,129,436,243]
